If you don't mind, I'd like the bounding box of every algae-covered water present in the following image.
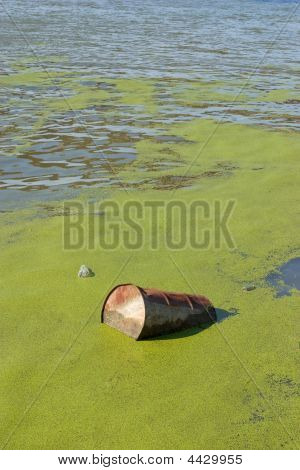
[0,0,300,450]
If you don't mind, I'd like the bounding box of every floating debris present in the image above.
[243,284,256,291]
[102,284,216,340]
[78,265,94,278]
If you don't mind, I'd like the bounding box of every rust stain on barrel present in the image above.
[101,284,216,340]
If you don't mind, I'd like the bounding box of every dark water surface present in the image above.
[0,0,299,205]
[266,257,300,296]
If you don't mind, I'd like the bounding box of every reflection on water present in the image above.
[266,257,300,297]
[0,0,299,202]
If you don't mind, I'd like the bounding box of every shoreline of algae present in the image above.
[1,114,299,449]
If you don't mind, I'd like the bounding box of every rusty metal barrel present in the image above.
[101,284,216,340]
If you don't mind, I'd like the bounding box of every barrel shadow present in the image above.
[151,308,238,341]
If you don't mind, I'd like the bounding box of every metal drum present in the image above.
[101,284,216,340]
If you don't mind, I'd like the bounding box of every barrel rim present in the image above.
[101,283,144,323]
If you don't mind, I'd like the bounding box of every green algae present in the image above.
[44,85,110,112]
[114,78,157,113]
[0,69,68,87]
[13,110,51,156]
[12,55,69,68]
[173,81,249,105]
[1,114,299,449]
[165,118,300,168]
[128,118,300,194]
[1,64,300,448]
[171,79,300,110]
[260,88,299,103]
[2,68,298,170]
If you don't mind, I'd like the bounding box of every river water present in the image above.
[0,0,299,207]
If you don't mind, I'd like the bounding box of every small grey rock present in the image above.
[78,265,93,278]
[243,284,256,291]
